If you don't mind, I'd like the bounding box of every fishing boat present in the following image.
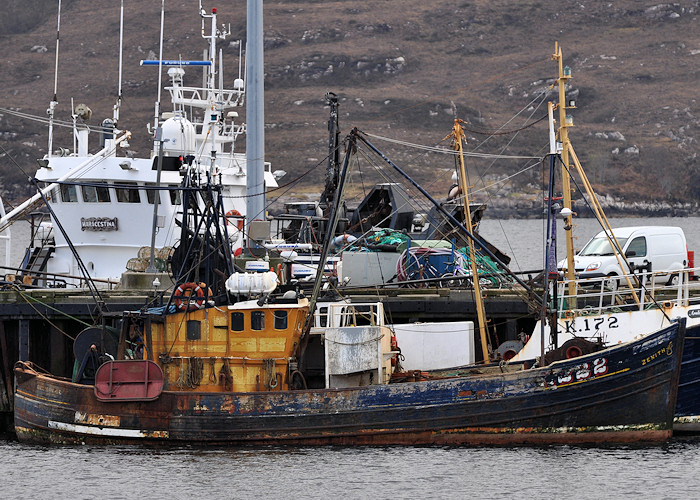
[12,316,685,445]
[0,1,279,287]
[511,44,700,433]
[13,119,688,445]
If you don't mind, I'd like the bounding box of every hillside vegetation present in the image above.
[0,0,698,215]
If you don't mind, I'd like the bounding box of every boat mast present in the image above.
[320,92,341,216]
[301,132,356,337]
[47,0,62,158]
[553,43,642,305]
[553,42,576,302]
[245,0,266,243]
[449,120,491,362]
[200,3,222,176]
[297,131,356,372]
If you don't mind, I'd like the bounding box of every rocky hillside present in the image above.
[0,0,698,216]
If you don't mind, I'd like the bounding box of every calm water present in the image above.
[2,218,700,498]
[3,438,700,499]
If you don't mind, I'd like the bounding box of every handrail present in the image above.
[555,267,700,317]
[0,264,120,290]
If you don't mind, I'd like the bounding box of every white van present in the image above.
[559,226,688,286]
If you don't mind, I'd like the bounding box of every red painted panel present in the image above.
[94,360,164,402]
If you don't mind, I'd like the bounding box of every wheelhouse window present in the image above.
[60,183,78,202]
[115,182,140,203]
[168,186,182,205]
[81,183,111,203]
[318,307,328,327]
[251,311,265,331]
[231,312,244,332]
[146,187,161,205]
[273,310,288,330]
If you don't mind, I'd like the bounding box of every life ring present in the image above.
[225,209,244,231]
[173,282,205,311]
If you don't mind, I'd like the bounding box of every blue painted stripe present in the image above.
[140,60,212,66]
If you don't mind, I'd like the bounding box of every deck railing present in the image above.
[555,267,700,317]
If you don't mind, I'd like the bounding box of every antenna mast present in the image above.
[199,3,217,174]
[153,0,165,133]
[47,0,62,158]
[114,0,124,123]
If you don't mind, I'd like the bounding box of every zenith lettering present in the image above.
[641,341,673,366]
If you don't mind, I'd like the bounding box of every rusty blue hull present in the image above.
[14,320,685,446]
[675,324,700,432]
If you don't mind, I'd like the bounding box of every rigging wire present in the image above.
[352,132,539,304]
[469,89,552,154]
[348,137,541,308]
[459,113,549,136]
[352,142,498,258]
[363,133,541,160]
[358,86,553,260]
[13,285,88,341]
[557,155,673,322]
[0,107,116,135]
[460,90,552,272]
[0,143,34,180]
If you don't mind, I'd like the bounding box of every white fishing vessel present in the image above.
[0,1,279,287]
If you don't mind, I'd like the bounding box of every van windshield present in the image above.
[578,236,628,256]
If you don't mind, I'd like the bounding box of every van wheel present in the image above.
[606,274,619,292]
[667,273,679,286]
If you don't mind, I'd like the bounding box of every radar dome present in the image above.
[161,115,196,155]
